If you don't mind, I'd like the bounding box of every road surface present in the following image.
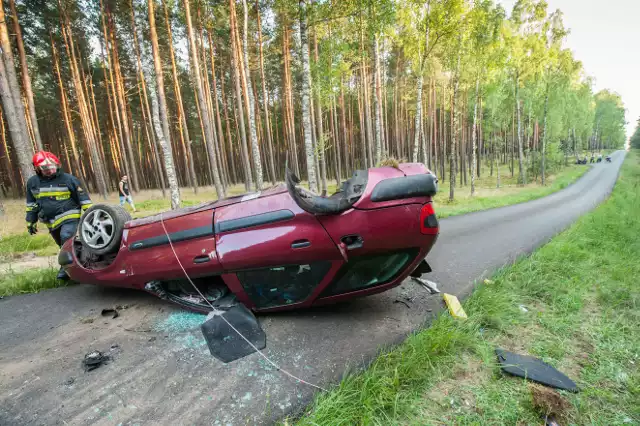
[0,151,625,426]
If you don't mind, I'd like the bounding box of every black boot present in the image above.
[57,267,70,281]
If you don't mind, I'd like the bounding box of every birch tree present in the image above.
[146,0,180,208]
[183,0,224,199]
[299,0,318,193]
[230,0,253,190]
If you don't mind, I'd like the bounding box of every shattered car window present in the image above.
[321,250,416,297]
[237,262,332,308]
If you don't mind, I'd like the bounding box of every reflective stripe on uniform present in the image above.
[35,186,71,199]
[45,209,81,229]
[25,202,38,212]
[38,186,69,192]
[36,190,71,199]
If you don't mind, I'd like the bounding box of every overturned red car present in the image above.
[59,163,439,313]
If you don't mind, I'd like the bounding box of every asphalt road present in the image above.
[0,151,625,426]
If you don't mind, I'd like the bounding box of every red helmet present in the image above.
[32,151,61,177]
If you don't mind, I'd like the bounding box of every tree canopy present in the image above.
[0,0,629,201]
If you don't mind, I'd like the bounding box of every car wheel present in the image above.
[79,204,131,255]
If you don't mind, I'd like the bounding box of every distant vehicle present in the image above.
[58,163,439,313]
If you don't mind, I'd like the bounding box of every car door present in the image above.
[122,208,221,286]
[214,192,343,310]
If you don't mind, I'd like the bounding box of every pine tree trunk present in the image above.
[470,74,480,196]
[340,77,349,176]
[207,36,230,188]
[181,0,223,199]
[432,80,438,173]
[0,104,17,195]
[147,0,180,208]
[541,79,549,185]
[100,2,129,187]
[60,8,108,198]
[162,0,198,193]
[440,82,445,181]
[497,132,501,188]
[230,0,252,190]
[449,45,461,202]
[0,57,32,183]
[357,71,368,168]
[8,0,42,151]
[220,71,238,183]
[50,33,83,182]
[515,71,526,184]
[0,3,32,163]
[109,17,140,193]
[131,5,166,196]
[241,0,263,191]
[477,97,483,177]
[198,24,225,190]
[298,0,318,193]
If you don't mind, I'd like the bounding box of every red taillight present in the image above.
[420,203,439,235]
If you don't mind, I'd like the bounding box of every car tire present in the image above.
[79,204,131,255]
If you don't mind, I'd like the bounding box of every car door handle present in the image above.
[341,235,364,250]
[291,239,311,249]
[193,255,211,264]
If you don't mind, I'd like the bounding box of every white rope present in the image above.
[159,213,327,392]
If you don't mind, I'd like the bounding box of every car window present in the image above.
[236,261,332,308]
[320,250,417,297]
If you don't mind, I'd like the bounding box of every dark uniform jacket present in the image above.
[25,171,93,229]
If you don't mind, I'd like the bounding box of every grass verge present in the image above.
[435,164,588,218]
[292,152,638,425]
[0,267,65,297]
[0,233,59,259]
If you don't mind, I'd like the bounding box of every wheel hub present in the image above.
[81,209,116,249]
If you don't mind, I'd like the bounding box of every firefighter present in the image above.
[25,151,93,280]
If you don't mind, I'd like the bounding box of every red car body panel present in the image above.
[61,164,439,313]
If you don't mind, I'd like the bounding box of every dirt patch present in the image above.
[530,384,572,422]
[0,254,58,274]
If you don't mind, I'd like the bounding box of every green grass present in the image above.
[0,232,59,259]
[435,164,588,218]
[0,267,65,297]
[292,152,639,425]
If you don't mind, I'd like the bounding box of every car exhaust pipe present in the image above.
[285,166,354,215]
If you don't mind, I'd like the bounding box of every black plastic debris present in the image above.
[393,300,411,309]
[201,303,266,363]
[101,308,119,319]
[496,349,578,392]
[83,350,110,372]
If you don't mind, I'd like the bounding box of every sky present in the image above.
[499,0,640,140]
